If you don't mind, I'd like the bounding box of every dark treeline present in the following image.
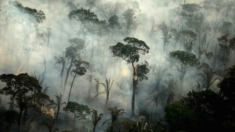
[0,0,235,132]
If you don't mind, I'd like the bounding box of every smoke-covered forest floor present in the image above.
[0,0,235,132]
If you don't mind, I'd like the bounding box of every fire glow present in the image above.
[41,106,55,118]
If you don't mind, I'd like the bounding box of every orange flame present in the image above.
[41,106,55,118]
[134,65,137,74]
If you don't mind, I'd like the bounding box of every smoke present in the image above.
[1,0,235,131]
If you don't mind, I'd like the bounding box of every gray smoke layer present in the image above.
[0,0,234,131]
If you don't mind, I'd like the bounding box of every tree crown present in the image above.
[170,50,199,67]
[109,37,149,63]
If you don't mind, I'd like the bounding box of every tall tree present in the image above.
[64,38,85,93]
[107,106,125,124]
[64,101,90,130]
[0,73,42,110]
[55,52,67,90]
[55,52,67,78]
[123,9,135,35]
[67,60,89,103]
[42,27,52,80]
[165,77,177,105]
[94,78,100,99]
[102,106,125,130]
[169,51,199,95]
[198,66,221,90]
[3,110,19,132]
[48,93,66,120]
[218,65,235,102]
[68,8,99,38]
[181,4,211,60]
[170,28,181,48]
[98,78,114,108]
[0,73,44,131]
[69,8,108,98]
[179,30,197,52]
[91,109,103,132]
[216,35,235,70]
[109,37,150,117]
[158,22,171,51]
[4,1,46,69]
[108,15,120,29]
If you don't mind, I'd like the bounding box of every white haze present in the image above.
[0,0,234,131]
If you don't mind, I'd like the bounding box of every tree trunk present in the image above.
[56,106,60,119]
[180,67,186,96]
[60,64,65,77]
[93,125,96,132]
[89,70,93,98]
[9,97,14,110]
[131,63,137,117]
[61,75,64,91]
[88,41,94,98]
[6,123,12,132]
[23,107,28,125]
[198,33,202,60]
[105,92,109,108]
[68,75,76,103]
[174,40,178,48]
[18,108,23,131]
[132,78,138,117]
[163,40,167,52]
[42,57,47,80]
[212,44,218,70]
[64,58,74,93]
[73,113,76,130]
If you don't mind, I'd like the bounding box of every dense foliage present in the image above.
[1,0,235,132]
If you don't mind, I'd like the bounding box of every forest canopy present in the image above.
[1,0,235,132]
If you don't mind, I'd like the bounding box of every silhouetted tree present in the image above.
[0,73,42,110]
[99,78,114,108]
[94,79,100,99]
[169,51,199,95]
[218,65,235,102]
[103,106,125,130]
[123,9,135,35]
[158,22,171,51]
[108,15,120,29]
[69,8,108,98]
[216,35,235,70]
[55,52,67,78]
[220,22,233,36]
[110,37,150,117]
[3,110,19,132]
[55,52,67,90]
[170,28,181,48]
[198,66,221,90]
[69,8,99,38]
[48,93,66,120]
[64,101,90,130]
[91,109,103,132]
[180,4,201,28]
[41,114,58,132]
[165,77,177,105]
[64,38,85,93]
[67,60,89,103]
[42,27,52,80]
[108,106,125,124]
[179,30,197,52]
[165,102,197,132]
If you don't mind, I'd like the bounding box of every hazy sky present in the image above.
[0,0,233,131]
